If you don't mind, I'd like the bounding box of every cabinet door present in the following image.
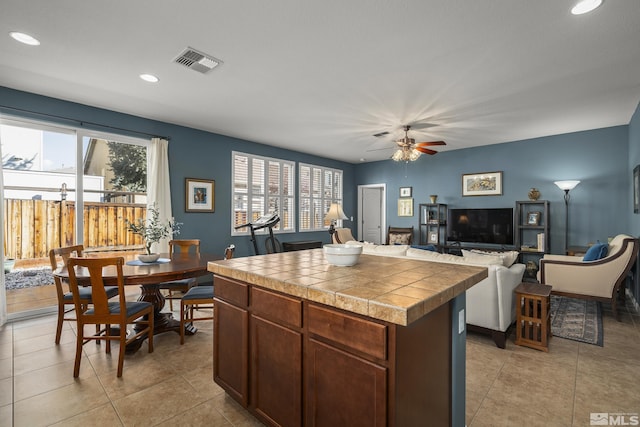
[251,315,302,427]
[214,298,249,406]
[306,339,387,427]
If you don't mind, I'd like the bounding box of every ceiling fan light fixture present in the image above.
[385,124,445,162]
[391,147,421,162]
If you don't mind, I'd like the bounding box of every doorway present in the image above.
[1,118,148,318]
[358,184,385,244]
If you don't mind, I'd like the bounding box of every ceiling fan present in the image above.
[390,125,446,162]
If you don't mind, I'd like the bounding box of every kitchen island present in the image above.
[208,248,487,427]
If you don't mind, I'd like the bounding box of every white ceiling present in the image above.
[1,0,639,163]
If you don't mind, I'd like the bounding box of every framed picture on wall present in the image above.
[462,171,503,196]
[400,187,412,198]
[185,178,215,212]
[398,198,413,216]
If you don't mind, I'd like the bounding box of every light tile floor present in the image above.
[466,297,640,427]
[2,298,640,426]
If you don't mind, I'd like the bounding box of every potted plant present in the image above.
[125,204,181,263]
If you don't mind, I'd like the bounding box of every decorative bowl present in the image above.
[323,244,363,267]
[138,253,160,263]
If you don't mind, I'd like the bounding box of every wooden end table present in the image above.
[514,282,552,352]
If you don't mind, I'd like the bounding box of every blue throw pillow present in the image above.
[583,242,608,262]
[410,244,437,252]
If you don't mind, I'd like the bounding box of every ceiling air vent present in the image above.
[173,47,223,74]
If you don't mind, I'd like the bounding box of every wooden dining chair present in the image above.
[67,256,154,378]
[49,245,119,344]
[179,244,234,344]
[159,239,201,311]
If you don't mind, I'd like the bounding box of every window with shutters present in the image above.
[299,163,343,232]
[232,152,295,235]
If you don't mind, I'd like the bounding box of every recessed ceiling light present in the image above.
[571,0,603,15]
[9,31,40,46]
[139,73,159,83]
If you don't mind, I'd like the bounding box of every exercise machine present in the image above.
[235,213,282,255]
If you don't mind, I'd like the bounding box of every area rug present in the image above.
[4,268,54,290]
[550,295,603,346]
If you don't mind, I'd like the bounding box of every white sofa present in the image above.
[346,242,525,348]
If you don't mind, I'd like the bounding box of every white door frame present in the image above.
[357,183,386,243]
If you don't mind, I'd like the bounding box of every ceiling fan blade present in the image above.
[415,146,439,155]
[416,140,446,147]
[366,146,394,152]
[407,122,439,130]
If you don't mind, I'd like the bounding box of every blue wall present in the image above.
[356,126,630,255]
[0,87,355,257]
[1,86,637,259]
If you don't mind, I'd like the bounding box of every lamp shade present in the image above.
[325,203,347,221]
[554,180,580,191]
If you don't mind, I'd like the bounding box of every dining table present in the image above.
[53,252,222,352]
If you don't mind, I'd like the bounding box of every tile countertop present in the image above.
[207,248,488,326]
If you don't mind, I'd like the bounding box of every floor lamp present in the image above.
[554,180,580,254]
[325,203,347,242]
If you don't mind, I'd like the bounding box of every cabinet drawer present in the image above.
[215,276,249,307]
[307,304,387,360]
[252,287,302,328]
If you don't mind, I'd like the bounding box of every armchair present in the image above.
[332,227,356,244]
[539,234,639,320]
[386,226,414,245]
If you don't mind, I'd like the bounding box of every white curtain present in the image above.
[0,132,7,326]
[147,138,172,254]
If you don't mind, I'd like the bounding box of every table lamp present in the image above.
[324,203,347,240]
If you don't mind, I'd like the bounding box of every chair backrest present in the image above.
[606,234,634,258]
[386,226,414,245]
[49,245,85,299]
[333,228,356,244]
[225,244,235,260]
[169,239,200,257]
[67,256,125,320]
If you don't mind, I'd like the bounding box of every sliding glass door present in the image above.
[1,118,148,317]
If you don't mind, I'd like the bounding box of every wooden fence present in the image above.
[3,199,146,259]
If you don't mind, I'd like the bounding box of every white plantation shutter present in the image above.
[232,152,295,234]
[299,163,343,231]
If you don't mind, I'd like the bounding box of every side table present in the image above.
[514,282,552,352]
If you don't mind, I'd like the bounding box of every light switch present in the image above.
[458,309,465,334]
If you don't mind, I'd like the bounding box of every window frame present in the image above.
[298,163,344,232]
[231,151,296,236]
[0,116,149,245]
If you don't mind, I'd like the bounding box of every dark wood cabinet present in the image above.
[306,338,387,427]
[213,274,454,427]
[251,316,302,427]
[213,298,249,406]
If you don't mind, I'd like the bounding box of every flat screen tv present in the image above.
[447,208,514,245]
